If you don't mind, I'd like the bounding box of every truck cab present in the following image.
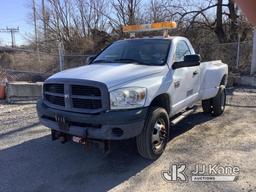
[37,22,228,159]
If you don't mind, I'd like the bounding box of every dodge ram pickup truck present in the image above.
[37,22,228,159]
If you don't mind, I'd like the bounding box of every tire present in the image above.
[202,99,212,114]
[201,87,226,116]
[136,107,170,160]
[211,87,226,116]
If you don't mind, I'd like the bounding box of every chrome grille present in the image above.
[43,79,109,113]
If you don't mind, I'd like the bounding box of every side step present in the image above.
[170,106,197,126]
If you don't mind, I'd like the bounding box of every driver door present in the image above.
[171,40,200,113]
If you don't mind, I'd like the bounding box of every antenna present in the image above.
[0,27,20,47]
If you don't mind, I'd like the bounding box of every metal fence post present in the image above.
[58,41,64,71]
[236,34,240,69]
[251,29,256,75]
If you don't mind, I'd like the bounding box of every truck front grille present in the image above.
[72,98,102,109]
[45,94,65,106]
[71,85,101,96]
[44,83,64,94]
[43,80,109,113]
[42,115,102,129]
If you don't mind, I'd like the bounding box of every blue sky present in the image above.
[0,0,31,46]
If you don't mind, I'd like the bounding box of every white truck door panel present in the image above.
[170,40,200,113]
[172,66,200,112]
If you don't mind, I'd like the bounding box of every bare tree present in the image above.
[147,0,166,22]
[167,0,252,43]
[29,0,111,52]
[110,0,143,37]
[27,0,252,52]
[112,0,142,25]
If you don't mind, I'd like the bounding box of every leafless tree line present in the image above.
[29,0,253,53]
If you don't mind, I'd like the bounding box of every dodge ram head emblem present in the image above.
[64,94,69,100]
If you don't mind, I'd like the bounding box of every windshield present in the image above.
[92,39,171,66]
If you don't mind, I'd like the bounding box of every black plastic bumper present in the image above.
[37,99,148,140]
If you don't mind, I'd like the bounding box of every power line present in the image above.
[0,27,19,47]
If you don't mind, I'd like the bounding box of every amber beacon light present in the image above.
[122,21,177,33]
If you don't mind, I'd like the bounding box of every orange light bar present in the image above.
[123,21,177,33]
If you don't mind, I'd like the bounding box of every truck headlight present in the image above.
[110,87,146,109]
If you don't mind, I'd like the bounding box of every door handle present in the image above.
[174,81,180,88]
[193,71,198,76]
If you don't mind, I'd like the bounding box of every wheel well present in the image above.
[150,93,170,114]
[221,74,228,85]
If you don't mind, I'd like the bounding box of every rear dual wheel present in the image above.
[202,87,226,116]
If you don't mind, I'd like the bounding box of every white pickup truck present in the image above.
[37,36,228,159]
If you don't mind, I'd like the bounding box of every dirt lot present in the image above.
[0,87,256,192]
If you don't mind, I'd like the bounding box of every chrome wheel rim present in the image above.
[152,118,167,152]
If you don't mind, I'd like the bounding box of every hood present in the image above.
[48,63,166,88]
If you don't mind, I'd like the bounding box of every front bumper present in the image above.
[37,99,147,140]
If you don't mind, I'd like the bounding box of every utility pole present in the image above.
[251,29,256,75]
[32,0,39,51]
[236,34,241,69]
[0,27,19,47]
[32,0,41,69]
[42,0,47,42]
[58,41,64,71]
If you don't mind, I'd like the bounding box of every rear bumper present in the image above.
[37,99,147,140]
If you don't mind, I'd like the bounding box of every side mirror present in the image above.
[172,54,201,70]
[86,55,96,64]
[184,54,201,63]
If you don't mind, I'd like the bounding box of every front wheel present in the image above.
[136,107,170,160]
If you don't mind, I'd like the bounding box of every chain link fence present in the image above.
[197,41,253,75]
[0,47,59,82]
[63,54,91,70]
[0,40,253,82]
[0,49,59,73]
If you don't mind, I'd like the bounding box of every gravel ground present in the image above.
[0,86,256,192]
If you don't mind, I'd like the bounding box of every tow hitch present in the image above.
[51,130,111,154]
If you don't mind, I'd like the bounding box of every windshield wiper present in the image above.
[92,59,113,64]
[114,58,143,64]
